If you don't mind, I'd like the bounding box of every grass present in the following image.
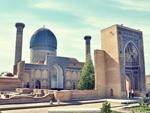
[130,106,150,113]
[111,111,121,113]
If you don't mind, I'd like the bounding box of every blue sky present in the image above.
[0,0,150,74]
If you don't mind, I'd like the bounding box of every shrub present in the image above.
[139,98,148,108]
[101,101,112,113]
[6,72,14,77]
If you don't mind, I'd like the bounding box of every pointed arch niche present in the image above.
[50,64,64,89]
[124,42,140,91]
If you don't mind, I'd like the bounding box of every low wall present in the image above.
[54,90,72,101]
[0,89,98,104]
[16,88,33,94]
[53,90,98,101]
[16,88,54,95]
[0,93,54,105]
[0,78,21,91]
[33,89,53,95]
[71,90,98,100]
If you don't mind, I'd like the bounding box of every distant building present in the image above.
[0,23,146,99]
[95,24,146,98]
[14,23,87,90]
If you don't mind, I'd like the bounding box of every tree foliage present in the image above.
[0,72,6,76]
[0,72,14,77]
[78,57,95,90]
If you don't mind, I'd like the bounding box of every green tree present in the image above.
[101,101,112,113]
[78,56,95,90]
[0,72,5,76]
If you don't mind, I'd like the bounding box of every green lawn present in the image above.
[111,111,121,113]
[130,106,150,113]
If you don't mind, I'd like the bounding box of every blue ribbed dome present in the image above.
[30,28,57,51]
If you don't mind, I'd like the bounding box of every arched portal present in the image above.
[35,80,41,89]
[124,42,140,91]
[51,64,63,89]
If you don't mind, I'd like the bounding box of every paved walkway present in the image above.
[0,99,139,113]
[0,99,105,111]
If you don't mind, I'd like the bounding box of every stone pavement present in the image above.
[0,99,105,111]
[0,99,139,113]
[48,108,100,113]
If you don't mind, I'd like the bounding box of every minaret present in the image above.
[13,22,25,75]
[14,22,25,65]
[84,35,91,61]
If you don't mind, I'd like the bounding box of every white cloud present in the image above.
[112,0,150,12]
[33,0,66,12]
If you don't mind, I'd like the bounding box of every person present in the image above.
[26,82,30,88]
[129,91,131,99]
[49,99,53,105]
[131,89,134,98]
[146,93,149,99]
[57,99,60,105]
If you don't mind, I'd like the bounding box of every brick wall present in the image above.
[0,78,21,91]
[53,90,98,101]
[71,90,98,100]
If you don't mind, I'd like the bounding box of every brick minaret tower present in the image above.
[13,22,25,74]
[84,35,91,61]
